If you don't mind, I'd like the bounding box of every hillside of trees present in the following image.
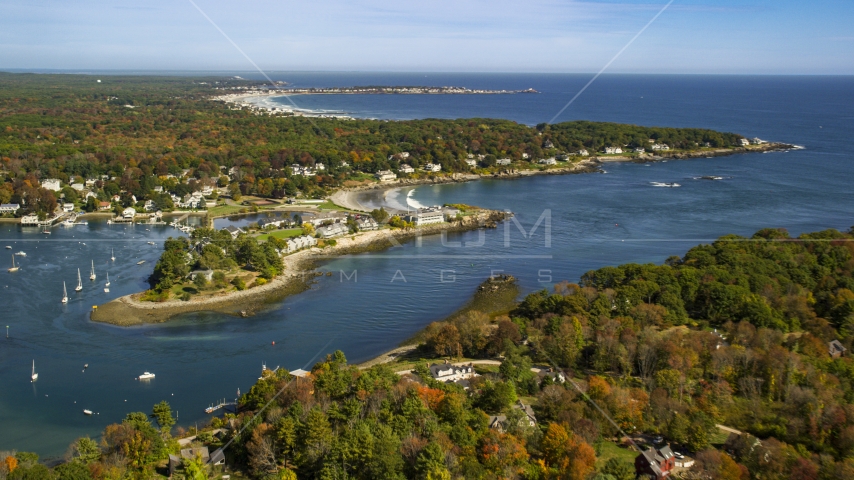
[5,227,854,479]
[0,72,747,216]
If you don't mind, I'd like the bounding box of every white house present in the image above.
[375,170,397,182]
[153,186,164,193]
[0,203,20,214]
[398,164,415,174]
[70,183,85,191]
[423,163,442,172]
[496,158,512,166]
[521,153,530,159]
[356,217,379,231]
[543,139,555,149]
[604,147,623,154]
[122,207,136,219]
[539,157,557,165]
[316,222,349,238]
[42,179,61,191]
[315,163,326,171]
[651,143,670,151]
[577,149,589,156]
[751,137,766,145]
[62,203,74,212]
[144,200,156,212]
[635,147,646,153]
[21,214,40,225]
[465,159,477,168]
[428,363,477,383]
[222,225,244,239]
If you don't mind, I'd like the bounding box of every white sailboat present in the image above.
[31,360,38,382]
[8,254,19,272]
[104,273,110,293]
[75,268,83,292]
[111,249,115,262]
[62,281,68,303]
[89,260,96,281]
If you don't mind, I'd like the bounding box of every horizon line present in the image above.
[1,69,853,78]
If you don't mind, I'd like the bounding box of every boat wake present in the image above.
[692,176,727,181]
[650,182,681,188]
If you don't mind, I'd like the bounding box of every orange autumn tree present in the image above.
[539,423,596,480]
[4,456,17,473]
[477,429,529,476]
[417,385,446,411]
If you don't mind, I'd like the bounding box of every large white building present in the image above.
[428,363,477,383]
[285,235,318,253]
[0,204,20,214]
[42,179,61,191]
[423,163,442,172]
[404,206,446,226]
[398,164,415,174]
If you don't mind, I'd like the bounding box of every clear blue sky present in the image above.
[1,0,852,74]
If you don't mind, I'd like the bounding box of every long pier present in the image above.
[204,399,237,414]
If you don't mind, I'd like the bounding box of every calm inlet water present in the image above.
[1,74,852,456]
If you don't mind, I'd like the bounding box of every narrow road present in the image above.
[716,424,743,435]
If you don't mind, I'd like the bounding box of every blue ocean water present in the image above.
[0,74,852,456]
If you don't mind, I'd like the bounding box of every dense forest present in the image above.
[5,227,854,479]
[0,73,747,215]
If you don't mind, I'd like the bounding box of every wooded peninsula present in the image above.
[5,227,854,480]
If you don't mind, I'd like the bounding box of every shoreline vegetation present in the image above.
[19,227,854,480]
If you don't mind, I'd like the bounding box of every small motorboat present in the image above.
[8,254,19,273]
[62,282,68,303]
[83,409,93,415]
[31,360,38,382]
[4,246,11,249]
[14,251,26,257]
[136,260,145,265]
[137,372,155,380]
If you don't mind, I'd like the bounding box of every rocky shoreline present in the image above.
[90,209,510,326]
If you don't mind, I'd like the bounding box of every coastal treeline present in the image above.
[9,227,854,479]
[0,73,747,216]
[148,227,286,300]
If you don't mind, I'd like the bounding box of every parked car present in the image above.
[653,435,664,444]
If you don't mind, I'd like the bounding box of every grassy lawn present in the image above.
[595,440,638,469]
[256,228,304,241]
[207,204,247,217]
